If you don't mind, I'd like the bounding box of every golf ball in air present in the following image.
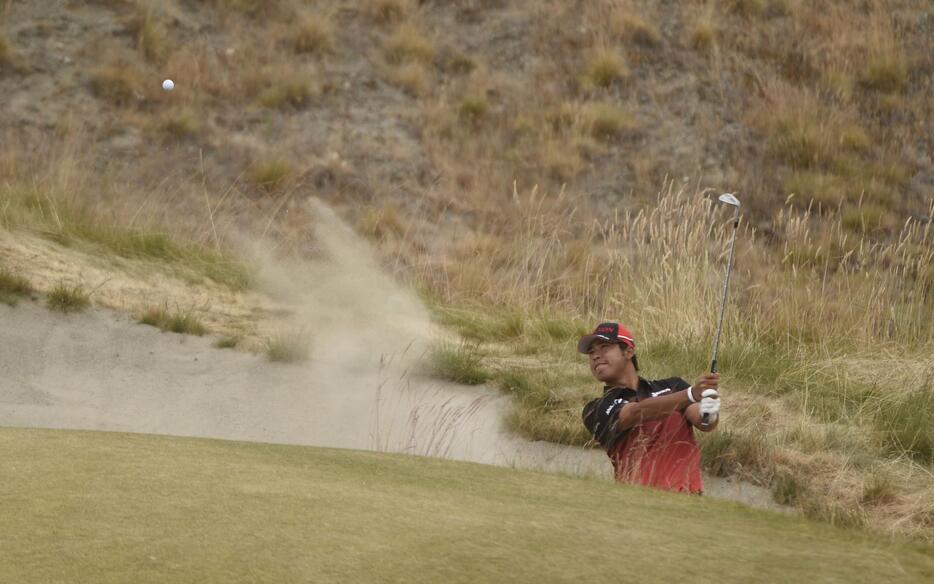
[162,79,174,91]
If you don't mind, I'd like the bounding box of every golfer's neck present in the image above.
[612,368,639,391]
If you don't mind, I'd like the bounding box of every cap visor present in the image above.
[578,334,610,353]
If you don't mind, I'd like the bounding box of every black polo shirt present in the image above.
[582,377,691,453]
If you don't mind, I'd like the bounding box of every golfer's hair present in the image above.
[613,342,639,371]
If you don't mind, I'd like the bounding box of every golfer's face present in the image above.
[587,340,630,382]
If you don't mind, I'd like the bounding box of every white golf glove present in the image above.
[699,389,720,423]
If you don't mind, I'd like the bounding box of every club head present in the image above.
[718,193,741,208]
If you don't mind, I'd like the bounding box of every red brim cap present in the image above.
[578,322,635,353]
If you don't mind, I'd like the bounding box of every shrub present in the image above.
[47,282,91,313]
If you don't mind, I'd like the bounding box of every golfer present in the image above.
[580,322,720,494]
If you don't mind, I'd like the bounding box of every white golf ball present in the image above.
[162,79,175,91]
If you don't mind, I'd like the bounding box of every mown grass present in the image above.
[3,428,933,584]
[0,186,252,290]
[139,306,208,336]
[46,281,90,313]
[0,267,33,306]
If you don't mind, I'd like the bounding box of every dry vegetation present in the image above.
[0,0,931,542]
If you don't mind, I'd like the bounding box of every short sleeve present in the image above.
[664,377,691,392]
[582,393,630,452]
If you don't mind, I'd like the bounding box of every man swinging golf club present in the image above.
[580,323,720,493]
[580,193,740,494]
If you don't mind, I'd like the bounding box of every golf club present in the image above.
[703,192,741,426]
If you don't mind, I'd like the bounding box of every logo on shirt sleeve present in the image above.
[605,398,627,415]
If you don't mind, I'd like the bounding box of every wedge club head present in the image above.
[718,193,741,208]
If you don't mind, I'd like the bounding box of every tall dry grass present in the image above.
[399,182,933,540]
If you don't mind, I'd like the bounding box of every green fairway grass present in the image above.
[1,428,931,583]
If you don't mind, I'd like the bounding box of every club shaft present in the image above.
[710,211,740,374]
[703,209,739,427]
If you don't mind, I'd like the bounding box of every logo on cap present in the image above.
[578,321,636,353]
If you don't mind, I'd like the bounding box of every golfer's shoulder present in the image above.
[646,376,691,392]
[582,386,631,415]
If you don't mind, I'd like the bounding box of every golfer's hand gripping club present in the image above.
[699,389,720,425]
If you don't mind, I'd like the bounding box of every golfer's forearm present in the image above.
[618,391,691,430]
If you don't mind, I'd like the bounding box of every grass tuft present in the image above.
[89,62,142,106]
[291,15,332,55]
[156,110,202,140]
[383,24,434,65]
[248,159,292,192]
[266,330,311,363]
[458,95,489,123]
[46,282,91,313]
[386,62,430,97]
[364,0,415,24]
[140,306,207,336]
[0,32,12,67]
[859,53,908,93]
[690,19,716,52]
[584,48,626,89]
[128,11,169,63]
[613,12,661,47]
[584,103,634,141]
[874,385,934,463]
[426,342,490,385]
[258,79,314,110]
[729,0,765,17]
[213,335,241,349]
[0,268,33,306]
